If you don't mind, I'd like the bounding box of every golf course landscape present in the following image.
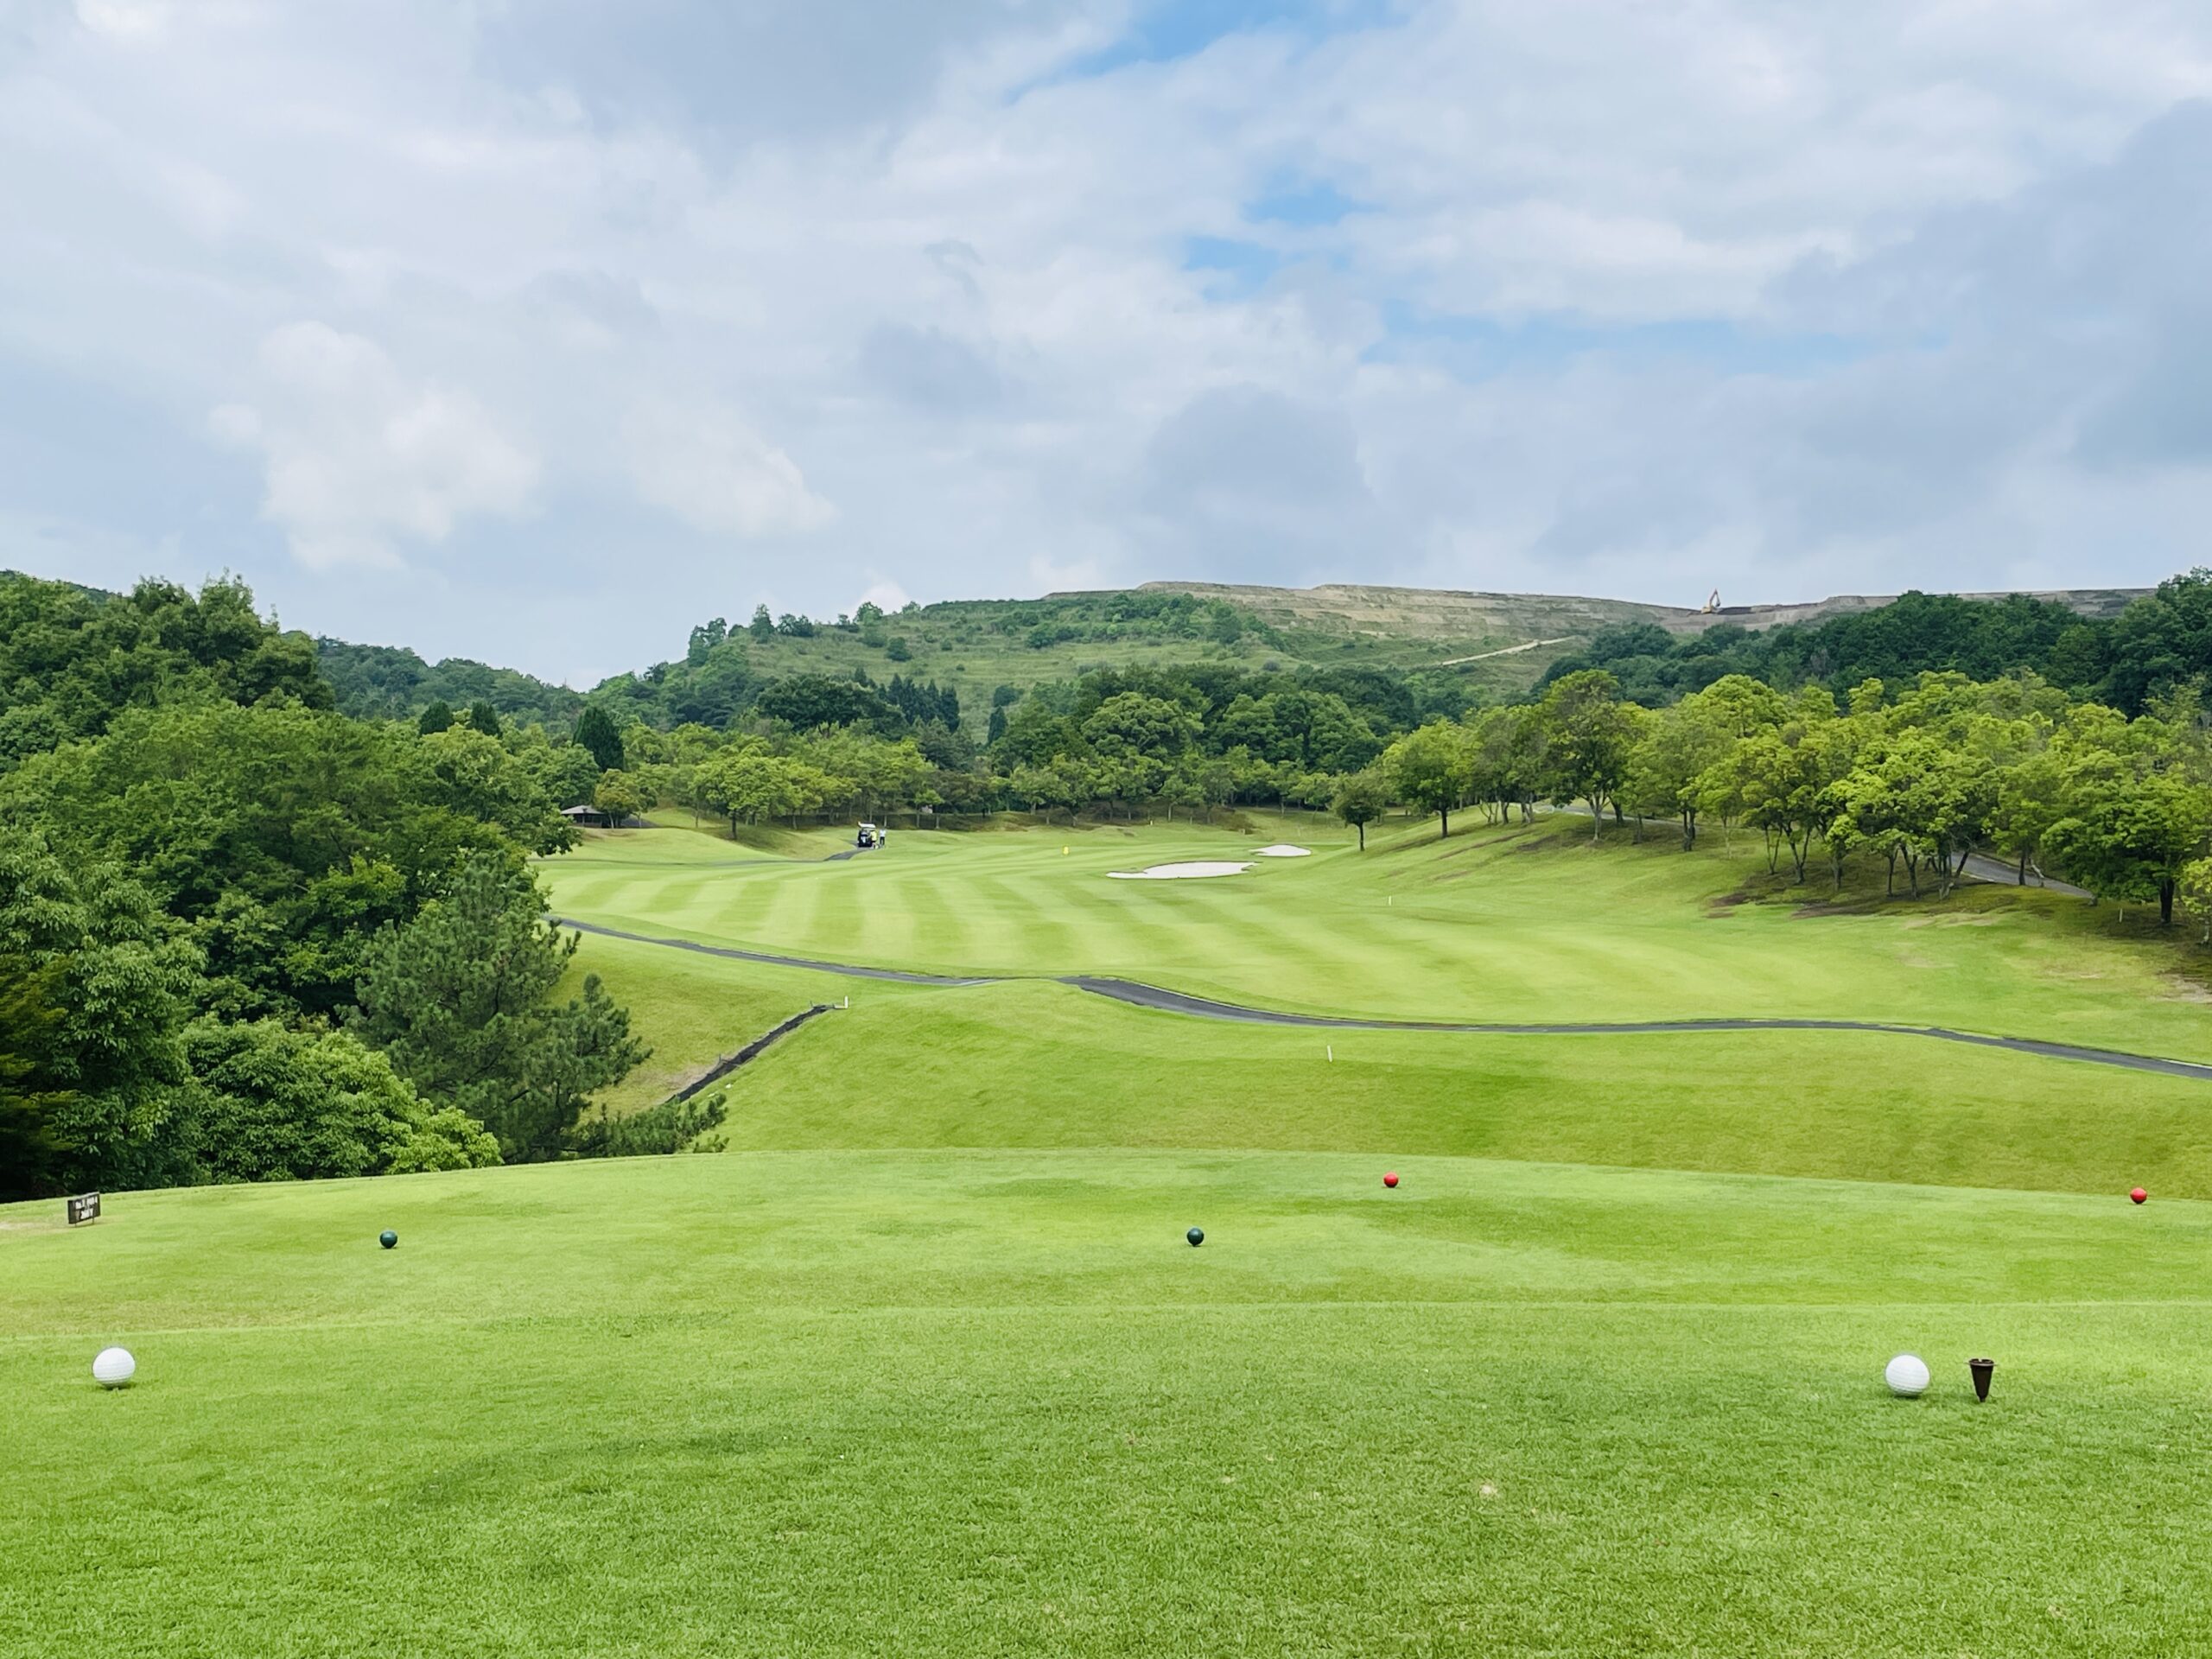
[12,808,2212,1655]
[20,5,2212,1648]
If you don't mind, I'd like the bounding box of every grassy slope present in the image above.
[715,593,1575,722]
[540,812,2212,1062]
[694,976,2212,1198]
[9,1154,2212,1656]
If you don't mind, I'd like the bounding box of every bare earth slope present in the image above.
[1139,579,2147,670]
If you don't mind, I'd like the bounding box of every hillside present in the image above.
[313,578,2153,728]
[1141,579,2148,673]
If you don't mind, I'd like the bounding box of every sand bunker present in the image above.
[1108,861,1255,880]
[1254,844,1311,857]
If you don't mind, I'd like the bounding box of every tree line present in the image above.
[1537,572,2212,716]
[0,572,654,1201]
[1371,667,2212,928]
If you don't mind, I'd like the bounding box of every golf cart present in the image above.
[855,822,883,850]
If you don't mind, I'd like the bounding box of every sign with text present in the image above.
[66,1192,100,1226]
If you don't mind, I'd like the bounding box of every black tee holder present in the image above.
[1968,1357,1995,1402]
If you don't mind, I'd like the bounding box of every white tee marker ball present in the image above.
[92,1346,137,1389]
[1885,1353,1930,1397]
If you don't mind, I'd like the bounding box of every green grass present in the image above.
[9,1153,2212,1656]
[15,814,2212,1653]
[540,810,2212,1062]
[684,976,2212,1198]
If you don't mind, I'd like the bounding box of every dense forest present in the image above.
[14,565,2212,1200]
[0,573,653,1200]
[1535,583,2212,714]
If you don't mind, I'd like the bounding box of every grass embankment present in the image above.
[690,976,2212,1198]
[8,1153,2210,1656]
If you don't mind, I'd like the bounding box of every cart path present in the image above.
[556,918,2212,1083]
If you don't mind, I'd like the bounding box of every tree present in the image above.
[2046,760,2211,925]
[1729,724,1832,883]
[686,616,728,664]
[1466,705,1544,824]
[1007,762,1076,824]
[0,570,331,770]
[572,705,625,773]
[0,959,73,1201]
[354,855,647,1160]
[1627,699,1733,849]
[886,636,912,662]
[696,750,812,830]
[466,701,502,739]
[416,700,454,734]
[1539,670,1643,840]
[1332,770,1389,849]
[1384,721,1474,840]
[1081,691,1200,761]
[0,827,199,1196]
[2179,855,2212,944]
[179,1019,497,1182]
[748,604,775,642]
[754,674,901,731]
[592,768,648,826]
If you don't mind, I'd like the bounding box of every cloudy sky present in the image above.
[4,0,2212,683]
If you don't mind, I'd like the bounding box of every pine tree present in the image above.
[354,855,647,1160]
[571,704,624,772]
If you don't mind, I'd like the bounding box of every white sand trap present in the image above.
[1254,843,1312,857]
[1108,861,1255,880]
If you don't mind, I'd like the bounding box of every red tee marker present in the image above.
[2131,1186,2148,1205]
[1382,1172,1399,1189]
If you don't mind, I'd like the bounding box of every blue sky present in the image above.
[4,0,2212,683]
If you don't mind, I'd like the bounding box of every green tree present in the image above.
[572,705,625,773]
[749,604,775,643]
[1081,692,1201,762]
[354,855,647,1160]
[0,959,74,1201]
[1384,721,1474,840]
[2045,757,2211,925]
[466,701,502,738]
[2178,855,2212,944]
[180,1019,497,1182]
[0,827,199,1195]
[0,571,332,771]
[592,768,649,825]
[416,700,454,734]
[1332,770,1390,849]
[1539,670,1644,840]
[1637,697,1736,848]
[9,701,571,1017]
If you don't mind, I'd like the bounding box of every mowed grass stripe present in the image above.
[537,817,2212,1058]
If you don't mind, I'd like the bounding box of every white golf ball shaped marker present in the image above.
[1885,1353,1929,1397]
[92,1346,136,1389]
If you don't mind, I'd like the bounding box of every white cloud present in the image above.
[623,400,834,538]
[5,0,2212,678]
[213,321,537,570]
